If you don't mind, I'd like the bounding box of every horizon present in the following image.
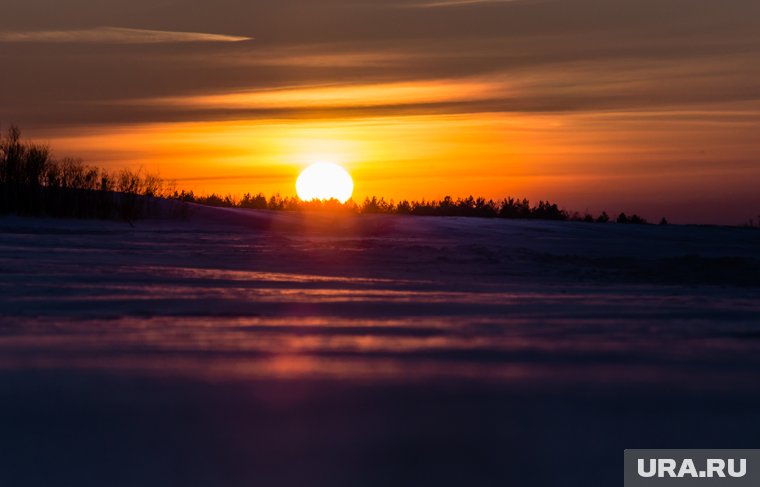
[3,123,755,226]
[0,127,687,226]
[2,0,759,224]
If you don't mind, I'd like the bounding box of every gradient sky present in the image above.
[1,0,759,223]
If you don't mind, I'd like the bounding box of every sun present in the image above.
[296,162,354,203]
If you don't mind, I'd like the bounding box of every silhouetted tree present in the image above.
[361,196,393,214]
[396,200,412,214]
[615,212,648,225]
[531,200,567,221]
[498,197,531,219]
[240,192,268,209]
[0,126,168,221]
[629,214,647,224]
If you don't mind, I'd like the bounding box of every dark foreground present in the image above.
[1,209,759,486]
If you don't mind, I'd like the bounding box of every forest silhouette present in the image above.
[1,126,653,224]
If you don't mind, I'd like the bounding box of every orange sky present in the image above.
[2,0,759,223]
[42,104,760,223]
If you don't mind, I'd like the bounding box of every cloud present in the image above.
[406,0,528,8]
[0,26,251,44]
[135,78,508,111]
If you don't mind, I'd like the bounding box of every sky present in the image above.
[1,0,759,224]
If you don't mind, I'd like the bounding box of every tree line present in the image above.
[2,125,655,224]
[0,126,174,221]
[173,191,654,224]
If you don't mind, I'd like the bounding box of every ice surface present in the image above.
[1,208,759,486]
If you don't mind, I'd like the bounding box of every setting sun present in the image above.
[296,162,354,203]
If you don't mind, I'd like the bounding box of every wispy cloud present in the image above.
[131,78,508,111]
[406,0,526,8]
[0,26,251,44]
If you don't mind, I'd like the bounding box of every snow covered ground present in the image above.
[1,208,759,486]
